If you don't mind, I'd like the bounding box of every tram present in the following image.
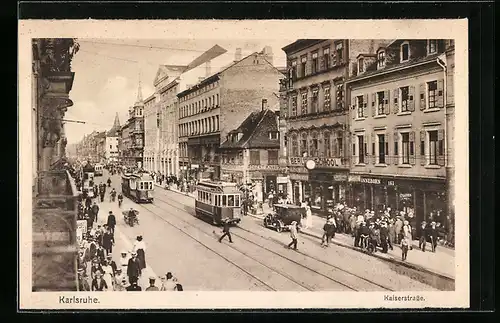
[121,172,154,203]
[195,181,242,226]
[82,162,95,197]
[94,163,104,176]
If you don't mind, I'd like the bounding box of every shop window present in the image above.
[312,185,323,208]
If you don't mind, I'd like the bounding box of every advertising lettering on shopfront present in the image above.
[333,174,348,182]
[277,176,288,184]
[360,178,381,184]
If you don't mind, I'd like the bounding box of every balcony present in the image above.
[286,108,346,122]
[33,170,79,291]
[288,156,349,169]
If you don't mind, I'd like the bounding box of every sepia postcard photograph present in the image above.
[18,19,469,310]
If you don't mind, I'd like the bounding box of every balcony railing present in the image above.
[33,170,79,291]
[288,156,348,168]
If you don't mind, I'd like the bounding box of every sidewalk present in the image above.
[163,185,455,281]
[249,203,455,280]
[154,182,196,198]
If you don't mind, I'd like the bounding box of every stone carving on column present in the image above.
[41,97,73,148]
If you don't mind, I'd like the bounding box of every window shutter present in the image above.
[393,88,399,114]
[420,130,426,165]
[371,93,377,116]
[437,129,445,166]
[419,83,426,111]
[384,90,390,115]
[386,132,391,161]
[351,95,356,119]
[352,135,357,165]
[408,85,415,112]
[363,94,368,117]
[437,79,444,108]
[409,131,416,165]
[393,131,399,165]
[370,133,375,163]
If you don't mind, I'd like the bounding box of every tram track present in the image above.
[150,193,395,292]
[134,202,311,291]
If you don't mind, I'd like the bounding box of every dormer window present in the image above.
[400,42,410,62]
[269,131,279,140]
[377,50,386,68]
[237,132,243,141]
[428,40,437,54]
[358,57,365,73]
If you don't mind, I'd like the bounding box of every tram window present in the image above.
[235,195,240,207]
[222,195,227,207]
[215,195,220,206]
[140,182,144,190]
[198,191,202,200]
[209,193,212,205]
[228,195,235,207]
[149,182,152,190]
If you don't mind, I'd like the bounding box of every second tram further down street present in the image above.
[121,172,154,203]
[195,180,242,226]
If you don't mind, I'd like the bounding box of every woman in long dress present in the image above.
[101,260,114,291]
[304,206,313,229]
[133,236,147,270]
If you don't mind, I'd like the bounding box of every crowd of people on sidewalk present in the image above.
[75,171,184,292]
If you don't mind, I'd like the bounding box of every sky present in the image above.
[65,38,294,144]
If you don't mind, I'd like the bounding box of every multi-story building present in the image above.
[282,39,390,213]
[219,101,286,202]
[177,46,283,181]
[143,93,157,171]
[345,39,454,237]
[105,113,120,163]
[31,38,79,291]
[95,131,107,164]
[118,122,131,166]
[124,84,145,168]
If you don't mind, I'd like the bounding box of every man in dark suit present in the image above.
[127,252,142,284]
[218,219,233,243]
[106,211,116,235]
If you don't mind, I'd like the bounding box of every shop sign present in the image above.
[348,175,361,182]
[191,164,199,169]
[290,173,309,181]
[277,176,288,184]
[360,177,381,184]
[333,174,348,182]
[399,193,412,200]
[251,171,263,179]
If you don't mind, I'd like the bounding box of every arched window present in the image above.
[311,132,319,157]
[291,133,298,157]
[300,132,308,157]
[324,131,331,157]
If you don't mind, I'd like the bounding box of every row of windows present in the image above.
[289,131,344,158]
[179,143,189,158]
[354,80,444,119]
[179,81,219,102]
[197,191,241,208]
[289,84,345,117]
[179,115,220,137]
[289,41,345,81]
[180,93,220,118]
[353,129,445,166]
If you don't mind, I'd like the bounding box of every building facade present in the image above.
[345,39,454,238]
[105,113,120,164]
[143,94,157,171]
[282,39,390,213]
[177,47,283,181]
[31,38,80,291]
[123,84,145,168]
[219,104,287,203]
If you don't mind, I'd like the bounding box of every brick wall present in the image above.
[219,54,282,142]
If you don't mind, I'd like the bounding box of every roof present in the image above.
[107,113,121,137]
[282,39,328,54]
[220,109,280,149]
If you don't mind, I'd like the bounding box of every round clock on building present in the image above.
[305,159,316,170]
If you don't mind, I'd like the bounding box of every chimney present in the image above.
[205,61,211,77]
[262,98,268,111]
[262,46,274,65]
[234,48,242,62]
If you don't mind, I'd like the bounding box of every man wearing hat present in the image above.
[419,221,428,252]
[286,221,299,250]
[106,254,117,274]
[125,276,142,291]
[119,250,129,271]
[91,270,108,291]
[77,268,91,291]
[379,221,391,253]
[114,267,127,288]
[106,211,116,235]
[145,276,159,291]
[428,221,438,252]
[218,219,233,244]
[127,251,142,284]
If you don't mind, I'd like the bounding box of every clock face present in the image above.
[305,159,316,170]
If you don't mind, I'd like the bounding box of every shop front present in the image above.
[306,170,349,213]
[347,174,447,237]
